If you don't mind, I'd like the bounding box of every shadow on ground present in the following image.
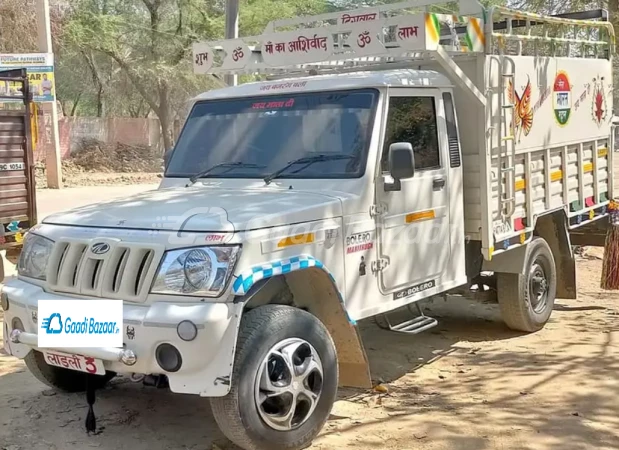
[1,295,618,450]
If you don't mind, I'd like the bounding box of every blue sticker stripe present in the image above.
[232,276,243,292]
[242,276,254,293]
[232,255,355,325]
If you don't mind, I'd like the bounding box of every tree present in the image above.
[63,0,330,151]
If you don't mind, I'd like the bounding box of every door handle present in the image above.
[433,177,446,190]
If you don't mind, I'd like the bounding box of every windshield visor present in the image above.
[166,88,378,179]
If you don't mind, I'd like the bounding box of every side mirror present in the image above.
[386,142,415,191]
[163,148,174,171]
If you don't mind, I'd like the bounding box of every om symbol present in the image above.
[357,31,371,48]
[232,47,244,62]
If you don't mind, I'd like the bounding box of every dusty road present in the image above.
[1,252,617,450]
[1,184,159,279]
[1,183,618,450]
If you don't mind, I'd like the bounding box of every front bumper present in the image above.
[2,278,242,397]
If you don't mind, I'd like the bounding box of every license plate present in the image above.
[0,162,24,171]
[42,350,105,375]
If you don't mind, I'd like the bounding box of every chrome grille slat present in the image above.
[46,239,163,303]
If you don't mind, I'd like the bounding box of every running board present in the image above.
[376,303,438,335]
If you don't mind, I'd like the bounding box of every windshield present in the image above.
[166,88,378,180]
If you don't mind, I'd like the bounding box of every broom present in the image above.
[601,200,619,290]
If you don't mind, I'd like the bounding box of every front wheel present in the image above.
[497,236,557,332]
[210,305,338,450]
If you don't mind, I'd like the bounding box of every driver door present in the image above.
[376,89,451,298]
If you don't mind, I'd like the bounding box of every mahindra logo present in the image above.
[91,242,110,255]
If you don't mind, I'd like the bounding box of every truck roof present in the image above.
[194,69,452,101]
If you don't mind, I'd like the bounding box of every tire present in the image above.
[210,305,338,450]
[24,350,116,393]
[497,236,557,332]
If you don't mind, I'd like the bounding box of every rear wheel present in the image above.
[497,236,557,332]
[24,350,116,392]
[210,305,338,450]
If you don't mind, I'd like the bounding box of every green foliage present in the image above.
[8,0,618,129]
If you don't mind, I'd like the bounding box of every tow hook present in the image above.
[142,374,169,389]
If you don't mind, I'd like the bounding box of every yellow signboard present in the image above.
[0,53,55,102]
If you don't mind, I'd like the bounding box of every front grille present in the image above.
[46,239,163,302]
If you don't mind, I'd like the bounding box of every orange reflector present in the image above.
[277,233,315,248]
[520,233,526,244]
[405,210,435,223]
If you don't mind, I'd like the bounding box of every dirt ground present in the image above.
[0,250,617,450]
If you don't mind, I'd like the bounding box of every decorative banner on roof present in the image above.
[347,24,386,57]
[261,28,335,67]
[338,8,380,26]
[390,14,428,51]
[218,39,252,70]
[192,42,214,74]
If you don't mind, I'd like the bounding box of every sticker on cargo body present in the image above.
[493,219,513,239]
[553,71,571,127]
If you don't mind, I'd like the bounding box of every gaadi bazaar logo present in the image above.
[552,71,571,127]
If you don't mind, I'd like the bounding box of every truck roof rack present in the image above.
[192,0,614,79]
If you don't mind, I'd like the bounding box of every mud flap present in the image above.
[285,269,373,389]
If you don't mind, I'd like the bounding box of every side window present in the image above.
[381,96,440,172]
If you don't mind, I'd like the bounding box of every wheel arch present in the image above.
[232,256,372,389]
[533,210,575,299]
[482,209,575,299]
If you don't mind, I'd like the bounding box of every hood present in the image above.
[42,186,343,232]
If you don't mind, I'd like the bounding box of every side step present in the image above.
[375,303,438,335]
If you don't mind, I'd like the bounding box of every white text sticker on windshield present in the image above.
[0,162,24,171]
[38,299,123,348]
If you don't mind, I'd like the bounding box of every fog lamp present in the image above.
[177,320,198,342]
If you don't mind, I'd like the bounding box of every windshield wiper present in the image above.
[263,154,356,185]
[187,162,265,186]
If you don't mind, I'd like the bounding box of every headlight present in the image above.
[18,233,54,280]
[151,246,240,297]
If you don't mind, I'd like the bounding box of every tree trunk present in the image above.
[157,82,174,152]
[96,85,105,118]
[70,93,82,117]
[83,51,106,117]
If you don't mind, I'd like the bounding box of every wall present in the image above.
[33,114,163,162]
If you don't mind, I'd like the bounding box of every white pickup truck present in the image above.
[2,1,616,449]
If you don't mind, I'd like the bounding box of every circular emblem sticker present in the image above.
[553,71,571,127]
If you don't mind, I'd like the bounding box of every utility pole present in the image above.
[224,0,239,87]
[35,0,62,189]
